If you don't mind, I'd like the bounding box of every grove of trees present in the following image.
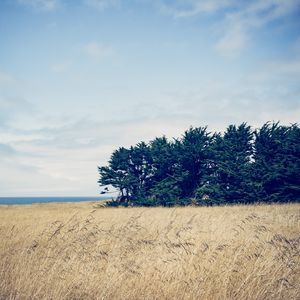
[98,122,300,206]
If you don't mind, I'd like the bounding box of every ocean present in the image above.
[0,196,108,205]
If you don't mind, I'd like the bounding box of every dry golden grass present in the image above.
[0,202,299,300]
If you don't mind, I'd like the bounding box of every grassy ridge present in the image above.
[0,202,299,299]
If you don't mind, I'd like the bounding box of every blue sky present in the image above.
[0,0,300,196]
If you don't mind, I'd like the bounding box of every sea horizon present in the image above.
[0,196,109,205]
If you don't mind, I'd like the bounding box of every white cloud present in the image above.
[158,0,300,20]
[215,23,248,57]
[84,0,121,11]
[156,0,300,57]
[158,0,233,18]
[84,42,115,60]
[17,0,60,11]
[214,0,300,57]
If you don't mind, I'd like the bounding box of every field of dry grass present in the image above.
[0,202,299,300]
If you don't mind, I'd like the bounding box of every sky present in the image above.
[0,0,300,196]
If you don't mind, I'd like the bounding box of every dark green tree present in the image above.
[197,123,254,204]
[98,147,132,203]
[177,127,213,200]
[98,122,300,206]
[148,137,185,206]
[253,122,300,202]
[127,142,153,202]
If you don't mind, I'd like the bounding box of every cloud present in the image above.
[0,116,123,196]
[157,84,300,133]
[17,0,60,11]
[1,74,298,196]
[84,0,121,11]
[84,42,115,60]
[156,0,300,57]
[215,23,248,56]
[214,0,300,57]
[157,0,233,18]
[158,0,300,20]
[0,155,80,196]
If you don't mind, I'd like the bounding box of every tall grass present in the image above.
[0,202,299,299]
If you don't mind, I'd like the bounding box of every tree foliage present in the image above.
[98,122,300,206]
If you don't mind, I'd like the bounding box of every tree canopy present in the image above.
[98,122,300,206]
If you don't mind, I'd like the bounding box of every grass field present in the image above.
[0,202,299,300]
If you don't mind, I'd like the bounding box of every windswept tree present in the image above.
[177,127,213,200]
[98,122,300,206]
[196,123,254,204]
[98,142,153,204]
[98,147,132,203]
[253,122,300,202]
[127,142,153,202]
[148,137,184,206]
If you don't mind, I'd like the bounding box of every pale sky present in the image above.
[0,0,300,196]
